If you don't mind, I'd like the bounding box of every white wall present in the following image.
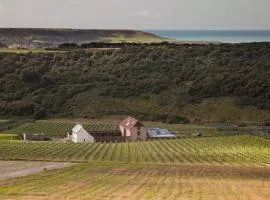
[71,128,94,143]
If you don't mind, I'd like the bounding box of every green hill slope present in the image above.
[0,43,269,123]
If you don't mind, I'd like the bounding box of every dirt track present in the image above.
[0,161,73,180]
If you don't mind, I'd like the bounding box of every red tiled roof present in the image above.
[119,116,141,130]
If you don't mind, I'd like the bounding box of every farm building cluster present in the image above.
[23,116,176,143]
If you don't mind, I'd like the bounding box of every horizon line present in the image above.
[0,27,270,31]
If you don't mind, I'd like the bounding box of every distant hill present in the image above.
[0,28,163,48]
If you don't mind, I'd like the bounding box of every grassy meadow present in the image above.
[103,32,164,43]
[0,134,19,141]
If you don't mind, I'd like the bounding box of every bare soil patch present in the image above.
[0,161,73,180]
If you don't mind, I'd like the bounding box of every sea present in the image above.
[146,30,270,43]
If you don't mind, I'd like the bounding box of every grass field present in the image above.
[0,134,19,141]
[0,135,269,165]
[0,162,269,200]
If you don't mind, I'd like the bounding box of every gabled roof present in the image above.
[119,116,142,130]
[72,124,83,133]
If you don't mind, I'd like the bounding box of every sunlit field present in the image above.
[0,162,269,200]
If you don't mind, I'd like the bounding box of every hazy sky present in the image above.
[0,0,270,30]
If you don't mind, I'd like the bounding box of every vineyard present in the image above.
[0,135,269,165]
[2,120,221,138]
[3,120,118,137]
[1,162,269,200]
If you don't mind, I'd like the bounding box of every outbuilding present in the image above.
[22,133,46,141]
[68,124,94,143]
[148,128,176,139]
[119,116,147,141]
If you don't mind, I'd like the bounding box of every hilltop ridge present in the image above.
[0,28,163,48]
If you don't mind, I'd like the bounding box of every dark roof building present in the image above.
[22,133,46,141]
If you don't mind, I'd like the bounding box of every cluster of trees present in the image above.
[0,43,269,119]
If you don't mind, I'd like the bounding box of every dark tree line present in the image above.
[56,42,175,50]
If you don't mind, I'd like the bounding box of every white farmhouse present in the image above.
[69,124,94,143]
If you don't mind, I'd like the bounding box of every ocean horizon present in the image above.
[146,30,270,43]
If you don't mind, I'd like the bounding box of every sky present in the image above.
[0,0,270,30]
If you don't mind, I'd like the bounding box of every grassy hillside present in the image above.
[0,28,163,47]
[0,43,269,123]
